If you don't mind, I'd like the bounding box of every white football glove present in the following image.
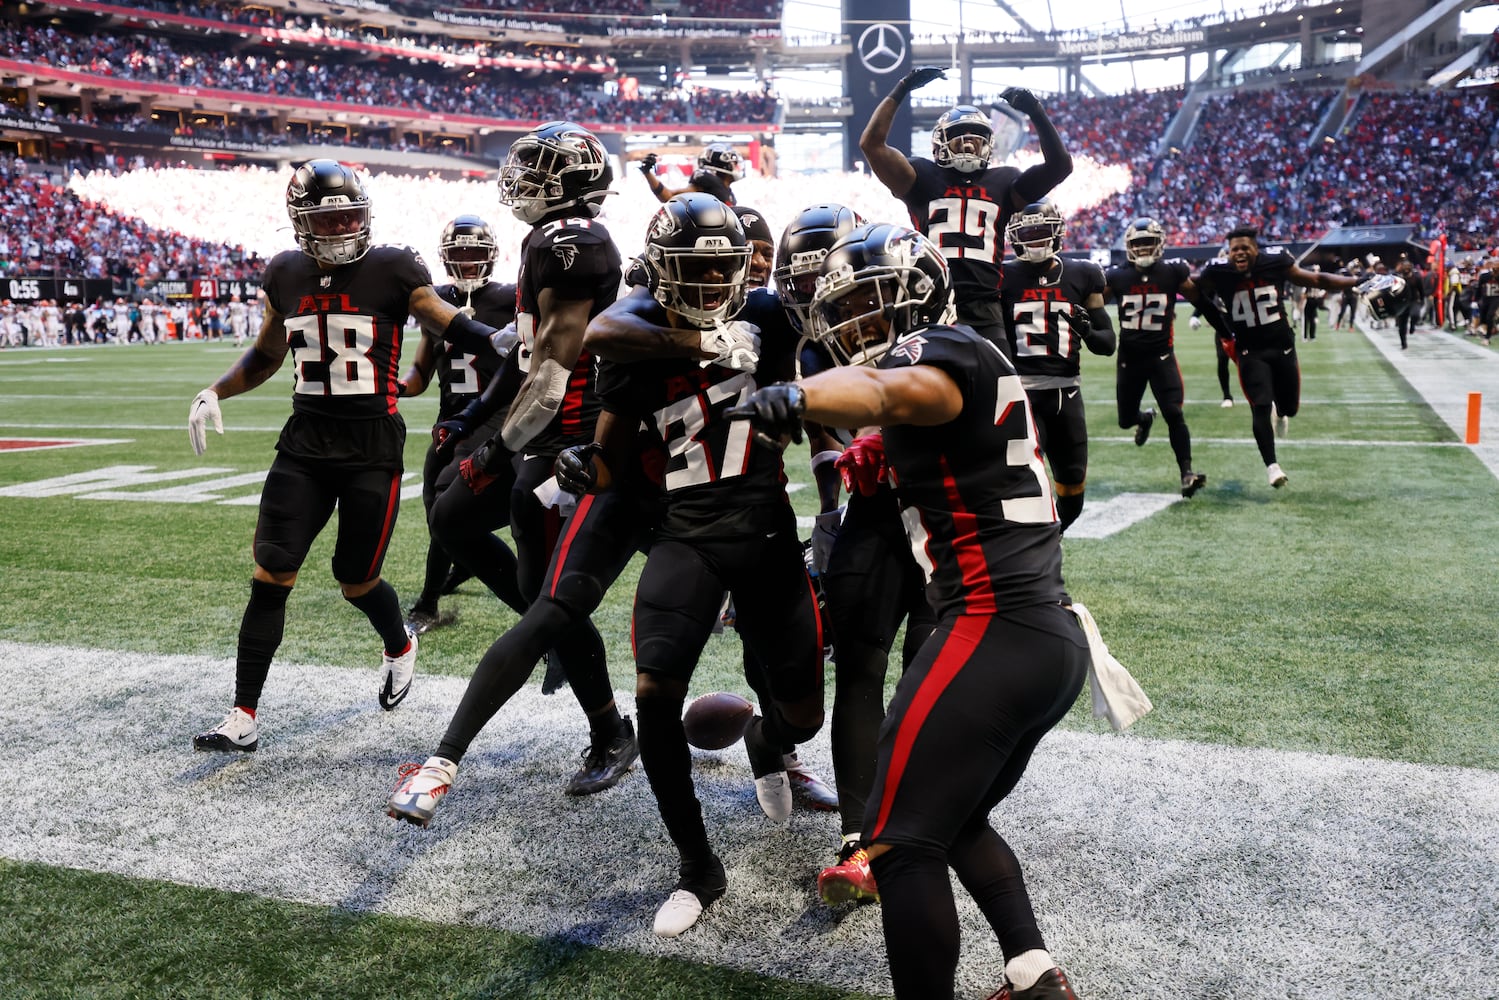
[188,388,223,456]
[699,320,761,373]
[490,322,518,359]
[1189,314,1202,329]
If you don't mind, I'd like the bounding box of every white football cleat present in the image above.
[754,772,793,822]
[1267,463,1288,489]
[387,755,458,827]
[784,752,838,811]
[653,889,706,937]
[379,630,417,710]
[1220,397,1234,408]
[193,707,258,753]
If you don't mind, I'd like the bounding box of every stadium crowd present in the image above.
[0,20,780,127]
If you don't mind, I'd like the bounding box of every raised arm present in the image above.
[1003,87,1074,208]
[859,66,945,198]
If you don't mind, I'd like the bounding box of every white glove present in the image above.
[1189,314,1202,329]
[188,388,223,456]
[699,320,760,373]
[810,507,843,575]
[490,322,518,359]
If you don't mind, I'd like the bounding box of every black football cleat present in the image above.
[1133,408,1155,447]
[1180,472,1207,498]
[539,651,567,695]
[986,968,1080,1000]
[565,716,639,795]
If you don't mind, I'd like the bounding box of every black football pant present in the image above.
[1235,345,1300,466]
[428,444,527,616]
[436,488,656,763]
[821,484,935,840]
[633,509,823,868]
[865,606,1089,1000]
[1025,385,1088,532]
[1117,347,1193,477]
[412,426,521,613]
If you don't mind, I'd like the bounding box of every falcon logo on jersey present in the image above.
[553,244,579,269]
[889,334,927,365]
[319,275,332,289]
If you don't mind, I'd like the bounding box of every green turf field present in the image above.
[0,315,1495,999]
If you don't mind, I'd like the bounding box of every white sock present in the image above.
[1005,949,1054,991]
[842,832,861,847]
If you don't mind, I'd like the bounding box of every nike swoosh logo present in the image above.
[553,234,580,243]
[1283,348,1293,355]
[1066,390,1078,399]
[1159,353,1170,362]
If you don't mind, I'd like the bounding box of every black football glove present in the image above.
[892,66,946,103]
[432,413,474,463]
[638,152,658,175]
[1060,303,1091,336]
[1000,86,1042,116]
[554,442,602,496]
[725,383,806,450]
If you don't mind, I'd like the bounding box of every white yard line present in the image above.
[2,641,1493,999]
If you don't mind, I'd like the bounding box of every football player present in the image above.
[188,159,506,753]
[399,215,525,636]
[576,193,825,937]
[1194,226,1360,488]
[226,294,249,347]
[860,68,1073,354]
[1475,257,1499,345]
[731,204,775,289]
[1000,201,1115,533]
[1105,217,1227,497]
[771,205,942,887]
[640,141,741,206]
[386,122,638,819]
[727,223,1089,1000]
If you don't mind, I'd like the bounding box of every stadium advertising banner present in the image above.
[843,0,912,170]
[0,112,274,154]
[1056,28,1206,56]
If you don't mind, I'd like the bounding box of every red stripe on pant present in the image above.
[548,493,595,598]
[866,614,986,843]
[362,470,402,582]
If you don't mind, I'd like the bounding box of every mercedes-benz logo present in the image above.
[857,22,906,75]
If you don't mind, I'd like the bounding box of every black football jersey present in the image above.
[431,281,516,421]
[1106,259,1191,353]
[1479,272,1499,302]
[514,215,622,455]
[596,289,797,540]
[901,159,1022,304]
[1000,257,1106,387]
[1196,247,1296,351]
[875,325,1068,618]
[689,170,736,205]
[262,244,430,420]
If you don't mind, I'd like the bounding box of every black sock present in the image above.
[234,578,292,710]
[345,579,409,655]
[636,693,712,864]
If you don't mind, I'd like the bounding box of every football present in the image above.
[682,691,755,750]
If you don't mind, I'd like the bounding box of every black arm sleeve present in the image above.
[1194,295,1232,339]
[1012,108,1074,203]
[442,310,501,356]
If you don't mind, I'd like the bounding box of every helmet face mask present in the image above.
[1006,201,1065,264]
[287,160,372,267]
[810,224,951,368]
[643,193,751,329]
[932,106,994,173]
[440,215,498,293]
[773,203,866,334]
[1124,217,1166,269]
[498,121,612,226]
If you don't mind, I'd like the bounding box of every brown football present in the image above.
[682,691,754,750]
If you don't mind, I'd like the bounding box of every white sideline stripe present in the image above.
[2,641,1493,999]
[1064,491,1181,538]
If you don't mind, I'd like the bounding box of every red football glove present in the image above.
[458,454,499,494]
[835,433,888,497]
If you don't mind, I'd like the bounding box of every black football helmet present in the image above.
[811,223,952,368]
[772,203,866,334]
[286,159,371,266]
[698,142,742,181]
[439,214,498,293]
[1006,200,1066,264]
[932,105,994,173]
[1124,217,1166,269]
[498,121,613,225]
[641,193,752,328]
